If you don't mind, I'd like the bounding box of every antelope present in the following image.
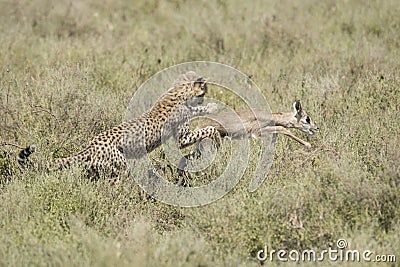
[177,100,319,175]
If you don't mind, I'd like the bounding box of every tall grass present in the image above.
[1,0,399,266]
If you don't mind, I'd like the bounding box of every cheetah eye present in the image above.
[305,116,311,124]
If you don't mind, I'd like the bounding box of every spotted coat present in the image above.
[19,71,221,176]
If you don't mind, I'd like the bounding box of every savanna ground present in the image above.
[0,0,399,266]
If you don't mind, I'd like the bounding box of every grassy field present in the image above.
[0,0,399,266]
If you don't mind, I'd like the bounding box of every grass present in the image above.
[0,0,399,266]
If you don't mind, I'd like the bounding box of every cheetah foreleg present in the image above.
[178,125,221,149]
[176,125,221,177]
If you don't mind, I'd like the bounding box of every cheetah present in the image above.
[18,71,221,177]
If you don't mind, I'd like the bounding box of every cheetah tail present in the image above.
[18,144,36,167]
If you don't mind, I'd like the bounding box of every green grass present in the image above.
[1,0,399,266]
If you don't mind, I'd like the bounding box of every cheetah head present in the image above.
[193,77,208,98]
[186,77,208,106]
[171,71,208,106]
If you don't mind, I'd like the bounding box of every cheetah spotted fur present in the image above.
[19,71,221,177]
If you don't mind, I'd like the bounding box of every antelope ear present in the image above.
[293,100,303,115]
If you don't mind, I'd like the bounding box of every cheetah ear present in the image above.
[293,100,303,115]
